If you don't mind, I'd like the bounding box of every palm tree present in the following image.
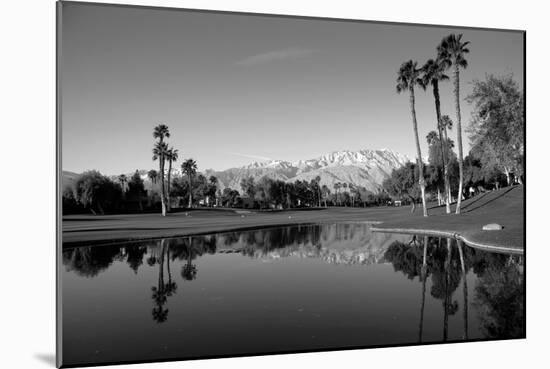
[181,159,197,208]
[421,58,451,214]
[209,175,218,206]
[153,124,170,143]
[165,147,178,211]
[438,34,470,214]
[397,60,428,217]
[314,175,321,207]
[152,124,170,216]
[118,174,128,193]
[152,141,169,216]
[147,169,158,184]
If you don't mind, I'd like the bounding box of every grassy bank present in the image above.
[372,186,524,254]
[62,186,524,252]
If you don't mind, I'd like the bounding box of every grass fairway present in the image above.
[62,186,524,253]
[373,185,524,253]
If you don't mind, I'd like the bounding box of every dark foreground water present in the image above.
[61,223,524,366]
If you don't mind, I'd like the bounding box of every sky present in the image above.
[60,2,524,174]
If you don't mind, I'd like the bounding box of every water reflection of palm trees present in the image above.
[151,240,171,323]
[384,236,523,341]
[62,225,524,336]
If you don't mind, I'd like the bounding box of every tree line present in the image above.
[396,33,524,216]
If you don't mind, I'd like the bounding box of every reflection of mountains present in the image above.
[232,224,411,265]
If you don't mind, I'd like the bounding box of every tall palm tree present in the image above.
[438,34,470,214]
[165,147,178,211]
[152,124,170,216]
[181,159,197,208]
[153,141,169,216]
[421,58,451,214]
[397,60,428,217]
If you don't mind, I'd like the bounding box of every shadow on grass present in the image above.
[463,187,516,213]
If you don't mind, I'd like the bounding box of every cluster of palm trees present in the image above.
[397,33,470,217]
[151,124,200,216]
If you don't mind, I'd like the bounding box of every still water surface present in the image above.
[62,223,524,366]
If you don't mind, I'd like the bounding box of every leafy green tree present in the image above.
[396,60,428,216]
[438,34,470,214]
[240,177,256,199]
[74,170,122,214]
[383,162,420,212]
[321,185,330,207]
[221,188,241,207]
[127,170,146,211]
[466,74,524,185]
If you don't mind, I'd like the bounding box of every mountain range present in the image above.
[205,149,410,193]
[63,148,410,193]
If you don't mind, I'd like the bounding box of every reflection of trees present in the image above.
[384,237,524,341]
[168,235,216,281]
[150,240,178,323]
[418,236,428,342]
[126,246,147,274]
[63,246,121,278]
[473,255,524,339]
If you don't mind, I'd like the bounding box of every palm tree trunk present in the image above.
[453,65,464,214]
[409,86,428,217]
[167,159,172,211]
[433,82,451,214]
[442,126,452,204]
[188,175,193,208]
[159,159,166,216]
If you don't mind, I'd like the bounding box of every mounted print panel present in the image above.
[57,1,525,367]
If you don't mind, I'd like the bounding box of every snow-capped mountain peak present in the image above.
[205,148,410,193]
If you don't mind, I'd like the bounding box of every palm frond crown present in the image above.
[153,124,171,142]
[437,34,470,70]
[396,60,423,93]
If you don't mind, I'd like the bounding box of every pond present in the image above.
[61,223,524,366]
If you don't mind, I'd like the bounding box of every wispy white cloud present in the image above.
[235,48,316,66]
[228,152,272,161]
